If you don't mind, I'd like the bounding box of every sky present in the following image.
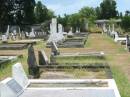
[36,0,130,16]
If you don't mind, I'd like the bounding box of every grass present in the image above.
[0,61,17,80]
[111,65,130,97]
[55,55,105,63]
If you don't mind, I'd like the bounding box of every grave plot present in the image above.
[46,36,88,48]
[9,40,38,45]
[57,38,87,48]
[0,63,121,97]
[1,77,121,97]
[74,32,89,37]
[39,64,112,79]
[46,42,105,64]
[0,43,28,50]
[37,49,111,79]
[27,44,107,79]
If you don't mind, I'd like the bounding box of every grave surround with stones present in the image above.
[0,63,121,97]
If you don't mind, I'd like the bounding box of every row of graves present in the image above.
[0,25,45,68]
[0,43,121,97]
[96,19,130,51]
[0,18,121,97]
[46,18,88,48]
[0,24,46,50]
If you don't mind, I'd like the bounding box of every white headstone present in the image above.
[48,18,64,43]
[58,24,65,41]
[52,18,57,33]
[6,25,10,38]
[76,27,79,33]
[112,24,115,32]
[12,63,29,88]
[103,24,107,33]
[58,24,63,33]
[0,78,23,97]
[108,25,111,32]
[2,35,8,42]
[29,28,35,38]
[68,27,73,36]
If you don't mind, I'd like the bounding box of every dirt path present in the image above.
[87,34,130,81]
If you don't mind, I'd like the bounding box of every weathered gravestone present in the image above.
[38,50,49,65]
[114,32,126,42]
[47,18,64,43]
[126,35,130,51]
[51,42,60,56]
[67,27,74,38]
[2,35,8,43]
[29,28,36,38]
[50,42,60,64]
[27,45,40,78]
[12,63,29,88]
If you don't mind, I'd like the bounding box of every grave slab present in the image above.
[0,43,28,50]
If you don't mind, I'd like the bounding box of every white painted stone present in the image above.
[29,28,35,38]
[2,35,8,42]
[114,32,126,42]
[48,18,64,43]
[68,27,73,36]
[102,24,107,33]
[5,25,10,38]
[0,77,23,97]
[12,63,29,88]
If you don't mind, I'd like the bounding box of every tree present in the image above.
[22,0,36,24]
[125,10,130,16]
[46,9,54,20]
[121,16,130,31]
[0,0,13,32]
[34,1,54,23]
[100,0,118,19]
[79,7,96,19]
[95,7,101,19]
[35,1,47,23]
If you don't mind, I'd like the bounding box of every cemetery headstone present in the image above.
[11,32,16,41]
[38,50,49,65]
[51,42,60,56]
[29,28,36,38]
[2,35,8,43]
[58,24,65,41]
[27,45,40,78]
[12,63,29,88]
[58,24,63,33]
[47,18,64,43]
[126,35,130,51]
[5,25,10,38]
[67,27,73,38]
[0,78,23,97]
[102,24,107,33]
